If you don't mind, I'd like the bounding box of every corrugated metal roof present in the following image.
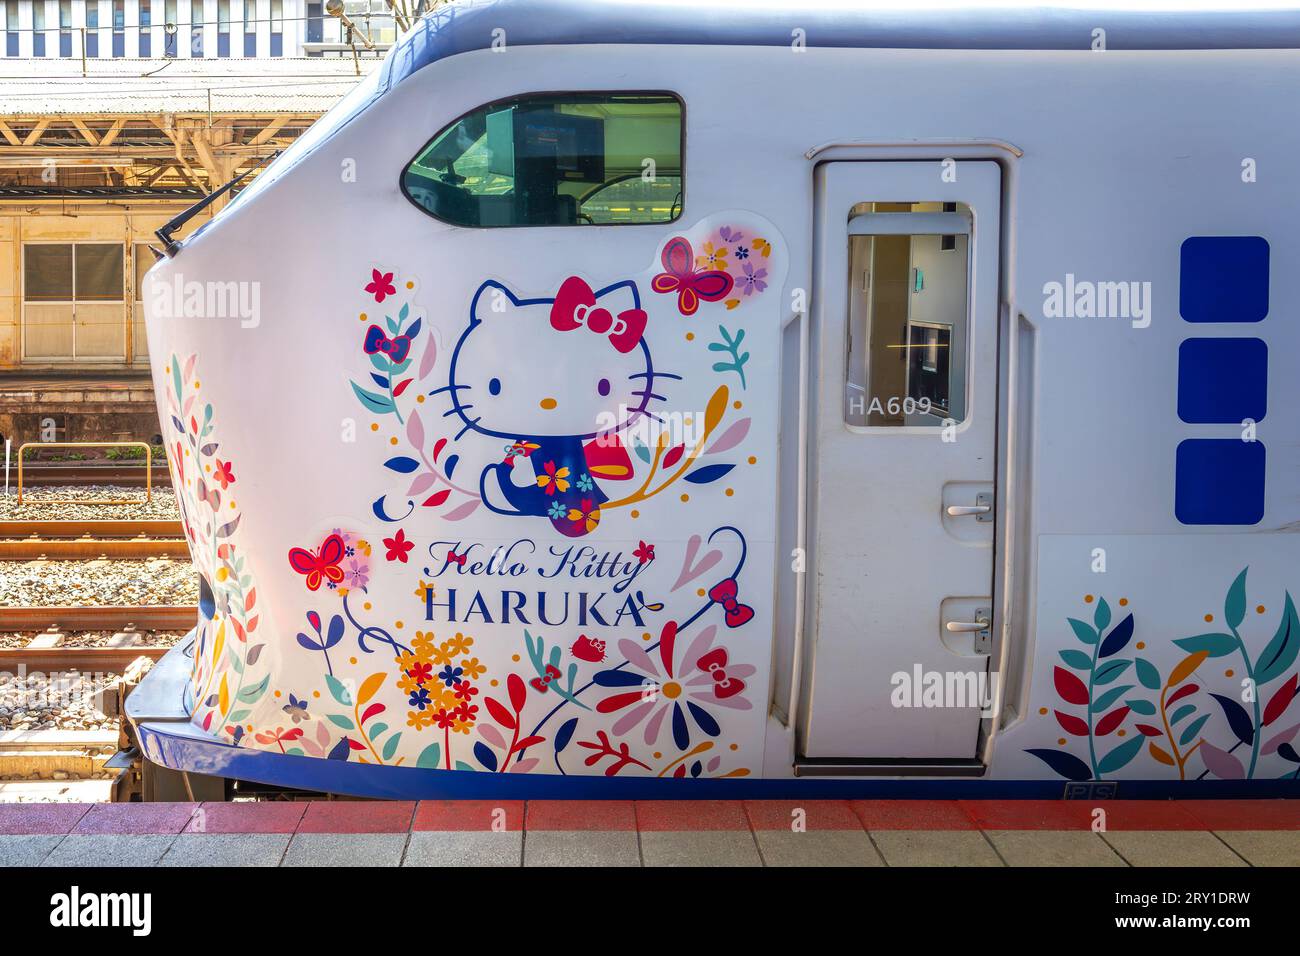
[0,57,382,116]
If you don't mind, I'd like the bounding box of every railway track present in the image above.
[17,464,172,488]
[0,606,192,672]
[0,645,171,671]
[0,519,189,560]
[0,605,197,632]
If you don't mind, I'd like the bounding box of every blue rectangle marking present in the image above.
[1177,337,1267,423]
[1180,236,1269,323]
[1175,439,1265,525]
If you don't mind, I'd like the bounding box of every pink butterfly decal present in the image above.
[651,236,734,317]
[288,533,347,592]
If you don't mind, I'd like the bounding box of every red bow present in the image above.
[447,550,467,568]
[708,578,754,628]
[550,276,646,354]
[529,664,563,693]
[697,648,745,699]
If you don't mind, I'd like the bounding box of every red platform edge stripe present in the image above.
[1,799,1297,835]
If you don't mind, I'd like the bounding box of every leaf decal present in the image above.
[1179,713,1211,747]
[683,463,735,485]
[485,696,516,730]
[474,741,498,772]
[351,381,395,414]
[1255,593,1300,685]
[1093,597,1112,632]
[1149,742,1175,765]
[418,333,438,379]
[554,716,579,753]
[1059,648,1092,670]
[406,409,425,451]
[1025,748,1092,781]
[706,417,751,455]
[357,672,386,707]
[1095,706,1130,736]
[1199,740,1245,779]
[1053,665,1090,706]
[1054,710,1089,736]
[1097,735,1144,774]
[508,673,526,712]
[1209,692,1254,746]
[1134,723,1164,736]
[1167,650,1210,687]
[1167,682,1199,707]
[1135,657,1161,690]
[1090,684,1134,714]
[1126,698,1157,716]
[704,385,729,433]
[384,456,420,474]
[325,673,353,707]
[442,499,481,521]
[1173,633,1238,659]
[1093,659,1132,686]
[1263,721,1300,755]
[1067,618,1098,645]
[1225,567,1249,629]
[1097,614,1134,658]
[1263,673,1299,727]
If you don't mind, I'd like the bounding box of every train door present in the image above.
[800,161,1002,764]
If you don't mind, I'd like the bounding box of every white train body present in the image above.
[133,0,1300,797]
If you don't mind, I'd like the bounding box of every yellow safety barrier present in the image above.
[17,441,154,506]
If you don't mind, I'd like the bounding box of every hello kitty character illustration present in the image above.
[436,276,679,538]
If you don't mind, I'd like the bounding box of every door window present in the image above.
[843,202,972,427]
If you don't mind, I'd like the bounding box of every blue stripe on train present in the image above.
[137,722,1300,800]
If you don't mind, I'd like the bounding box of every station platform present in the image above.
[2,798,1299,867]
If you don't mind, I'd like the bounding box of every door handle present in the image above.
[945,619,990,633]
[944,491,993,522]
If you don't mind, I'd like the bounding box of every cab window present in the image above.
[401,92,683,227]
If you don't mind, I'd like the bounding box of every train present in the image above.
[129,0,1300,799]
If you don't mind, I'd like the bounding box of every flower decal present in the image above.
[536,460,570,496]
[593,620,754,751]
[383,528,414,563]
[365,268,397,302]
[213,458,235,490]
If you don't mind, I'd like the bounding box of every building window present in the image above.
[132,244,153,363]
[401,93,684,228]
[7,1,21,56]
[139,0,151,55]
[346,0,395,47]
[23,244,127,362]
[59,0,71,55]
[306,0,321,45]
[85,2,99,57]
[217,0,228,55]
[243,0,255,54]
[33,1,46,56]
[164,0,176,55]
[112,0,125,56]
[191,0,206,56]
[270,0,281,55]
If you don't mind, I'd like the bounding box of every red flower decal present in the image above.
[383,528,414,563]
[213,458,235,490]
[365,269,397,303]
